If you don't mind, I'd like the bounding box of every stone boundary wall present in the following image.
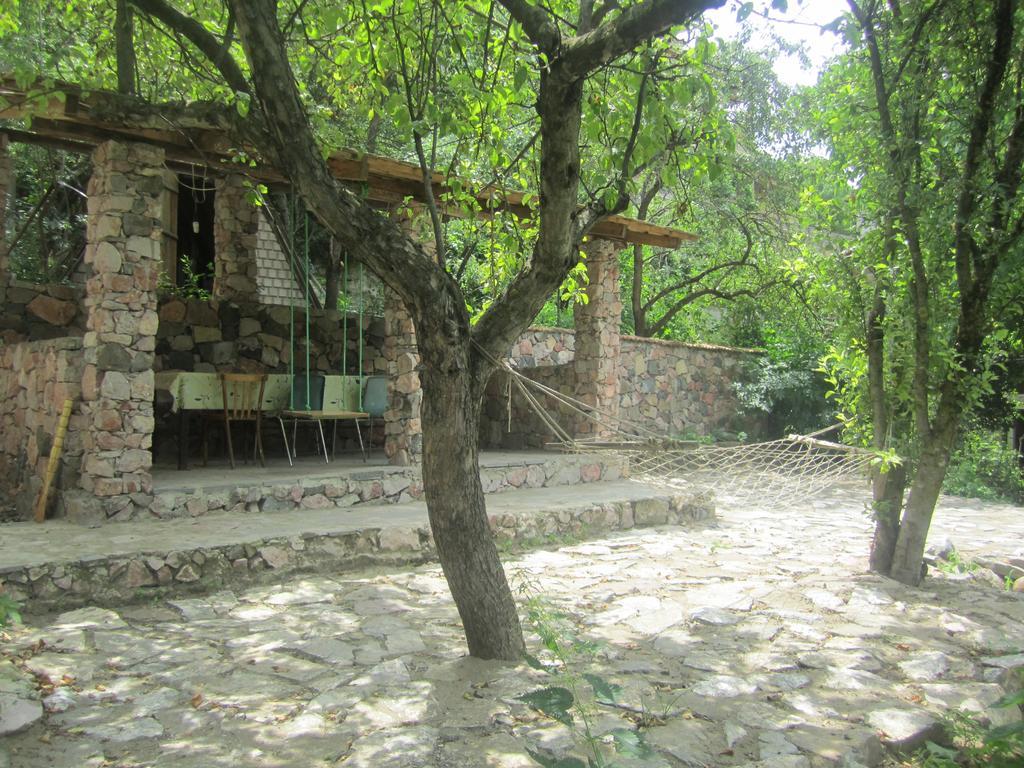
[481,326,761,447]
[155,297,386,376]
[0,337,85,516]
[1,488,714,610]
[617,335,759,438]
[480,365,576,450]
[0,282,86,344]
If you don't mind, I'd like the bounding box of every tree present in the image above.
[2,0,726,658]
[624,40,800,340]
[809,0,1024,585]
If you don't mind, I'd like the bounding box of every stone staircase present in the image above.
[2,452,716,610]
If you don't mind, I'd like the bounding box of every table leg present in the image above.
[278,416,293,467]
[316,419,329,464]
[177,410,189,470]
[354,419,366,463]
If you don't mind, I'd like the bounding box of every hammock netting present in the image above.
[494,353,875,508]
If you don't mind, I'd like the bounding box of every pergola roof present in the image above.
[0,78,696,248]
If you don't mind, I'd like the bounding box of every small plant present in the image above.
[914,689,1024,768]
[0,591,22,627]
[515,579,653,767]
[157,256,213,301]
[933,546,979,575]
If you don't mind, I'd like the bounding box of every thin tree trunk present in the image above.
[888,425,958,585]
[419,348,525,659]
[869,463,905,574]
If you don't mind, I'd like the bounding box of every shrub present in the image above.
[943,428,1024,504]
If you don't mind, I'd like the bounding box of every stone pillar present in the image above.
[0,133,12,304]
[382,287,422,465]
[573,237,624,438]
[213,173,259,303]
[381,208,428,466]
[78,141,163,521]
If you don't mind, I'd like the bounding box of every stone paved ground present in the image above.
[1,482,1022,768]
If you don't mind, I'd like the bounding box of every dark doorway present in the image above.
[174,174,216,293]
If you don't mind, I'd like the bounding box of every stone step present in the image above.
[2,480,714,610]
[141,450,625,521]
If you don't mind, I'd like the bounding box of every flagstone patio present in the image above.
[1,483,1022,768]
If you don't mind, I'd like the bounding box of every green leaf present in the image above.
[582,674,620,704]
[993,689,1024,709]
[518,687,574,727]
[514,63,529,91]
[923,741,959,760]
[609,728,654,758]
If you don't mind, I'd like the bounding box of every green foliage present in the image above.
[943,428,1024,505]
[734,352,833,438]
[157,256,213,302]
[0,592,22,628]
[914,689,1024,768]
[5,145,89,284]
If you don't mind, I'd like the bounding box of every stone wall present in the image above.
[155,297,386,376]
[511,327,576,367]
[0,337,85,518]
[617,336,757,437]
[480,327,760,448]
[0,282,86,344]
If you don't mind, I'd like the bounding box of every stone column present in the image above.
[573,237,624,438]
[380,208,429,466]
[213,173,259,304]
[0,133,12,304]
[78,141,164,521]
[382,288,422,465]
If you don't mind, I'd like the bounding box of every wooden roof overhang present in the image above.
[0,79,696,248]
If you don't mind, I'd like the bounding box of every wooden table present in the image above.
[155,372,367,468]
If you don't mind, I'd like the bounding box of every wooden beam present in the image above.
[2,77,697,247]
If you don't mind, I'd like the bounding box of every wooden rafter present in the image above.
[0,77,697,248]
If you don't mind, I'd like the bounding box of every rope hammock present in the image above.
[485,349,875,508]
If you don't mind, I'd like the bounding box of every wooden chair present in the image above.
[202,373,268,469]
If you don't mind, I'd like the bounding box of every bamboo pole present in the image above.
[34,399,73,523]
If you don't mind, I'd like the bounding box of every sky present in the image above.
[704,0,850,87]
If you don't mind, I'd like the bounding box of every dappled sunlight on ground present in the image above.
[1,484,1022,767]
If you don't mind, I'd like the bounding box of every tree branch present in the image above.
[561,0,723,80]
[130,0,250,94]
[495,0,560,53]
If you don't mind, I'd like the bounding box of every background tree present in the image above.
[807,0,1024,585]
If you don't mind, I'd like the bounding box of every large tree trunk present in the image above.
[226,0,529,659]
[419,344,525,659]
